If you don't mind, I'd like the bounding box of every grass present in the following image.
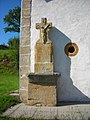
[0,73,55,120]
[0,73,59,120]
[0,50,41,119]
[0,116,45,120]
[0,116,36,120]
[0,73,20,115]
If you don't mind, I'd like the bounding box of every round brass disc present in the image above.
[64,42,79,56]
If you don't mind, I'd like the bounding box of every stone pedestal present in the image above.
[27,18,60,106]
[35,41,53,74]
[28,73,60,106]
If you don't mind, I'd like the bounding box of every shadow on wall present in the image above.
[49,27,90,104]
[45,0,53,2]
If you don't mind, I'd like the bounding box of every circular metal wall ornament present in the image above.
[64,42,79,56]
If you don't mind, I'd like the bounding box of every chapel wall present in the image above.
[31,0,90,102]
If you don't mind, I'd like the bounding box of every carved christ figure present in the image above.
[36,18,52,44]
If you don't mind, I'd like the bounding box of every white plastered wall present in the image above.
[30,0,90,102]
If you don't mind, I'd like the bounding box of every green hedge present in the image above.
[0,50,19,74]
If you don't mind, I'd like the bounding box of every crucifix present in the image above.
[36,18,52,44]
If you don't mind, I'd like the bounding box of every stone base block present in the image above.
[28,73,60,106]
[28,83,56,106]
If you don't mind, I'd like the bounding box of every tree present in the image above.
[3,6,21,33]
[8,37,19,50]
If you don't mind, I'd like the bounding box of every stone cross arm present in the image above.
[36,18,52,30]
[35,18,52,43]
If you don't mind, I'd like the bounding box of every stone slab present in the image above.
[2,103,90,120]
[27,74,60,106]
[35,42,53,63]
[34,63,53,74]
[28,73,60,83]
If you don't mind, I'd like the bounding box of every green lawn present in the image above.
[0,73,20,114]
[0,73,37,120]
[0,50,35,120]
[0,116,44,120]
[0,73,53,120]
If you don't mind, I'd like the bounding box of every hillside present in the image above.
[0,50,19,74]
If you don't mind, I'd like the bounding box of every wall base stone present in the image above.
[19,0,31,103]
[27,73,60,106]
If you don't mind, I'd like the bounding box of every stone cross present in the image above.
[36,18,52,44]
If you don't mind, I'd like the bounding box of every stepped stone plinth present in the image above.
[28,18,60,106]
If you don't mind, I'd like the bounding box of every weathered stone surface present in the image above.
[22,18,30,26]
[35,42,53,63]
[35,63,53,74]
[20,75,28,90]
[20,35,30,46]
[21,27,30,37]
[19,0,31,104]
[20,67,30,76]
[28,82,57,106]
[27,98,56,106]
[22,9,30,17]
[28,74,60,106]
[20,46,30,54]
[35,41,53,73]
[22,0,30,9]
[3,103,90,119]
[20,55,30,66]
[19,89,28,102]
[20,75,28,81]
[20,80,28,88]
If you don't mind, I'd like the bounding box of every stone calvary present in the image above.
[20,0,90,106]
